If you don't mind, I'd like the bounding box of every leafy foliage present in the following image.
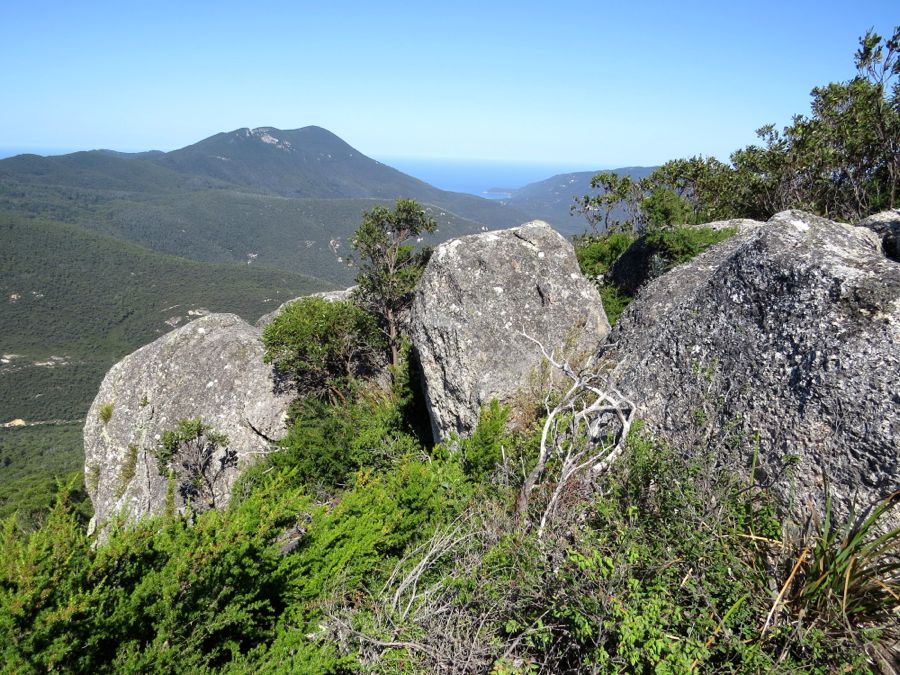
[352,198,436,366]
[572,231,635,280]
[262,296,383,402]
[571,231,636,325]
[644,225,738,268]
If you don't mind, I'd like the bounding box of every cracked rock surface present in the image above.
[83,313,290,533]
[605,210,900,528]
[410,220,610,442]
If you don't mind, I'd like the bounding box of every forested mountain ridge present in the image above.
[0,126,534,284]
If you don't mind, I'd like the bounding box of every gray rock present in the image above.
[607,219,762,295]
[605,210,899,527]
[255,287,356,328]
[83,313,291,533]
[857,209,900,262]
[410,220,610,442]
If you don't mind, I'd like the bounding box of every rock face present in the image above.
[605,210,899,527]
[410,221,610,442]
[607,219,763,295]
[255,287,356,328]
[857,209,900,262]
[84,313,291,533]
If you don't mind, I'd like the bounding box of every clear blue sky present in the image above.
[1,0,896,167]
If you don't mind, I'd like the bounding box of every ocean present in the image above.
[378,157,596,199]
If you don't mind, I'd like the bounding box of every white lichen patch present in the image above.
[790,218,810,232]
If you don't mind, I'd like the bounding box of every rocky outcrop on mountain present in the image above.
[605,210,899,527]
[83,313,291,533]
[255,287,356,328]
[857,209,900,262]
[410,220,610,442]
[606,218,762,295]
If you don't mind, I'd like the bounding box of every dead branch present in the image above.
[516,330,635,539]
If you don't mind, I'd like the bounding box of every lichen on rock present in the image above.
[83,313,291,534]
[605,209,899,528]
[410,220,610,442]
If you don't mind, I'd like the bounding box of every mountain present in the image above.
[504,167,656,236]
[0,126,534,284]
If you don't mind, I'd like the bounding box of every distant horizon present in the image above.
[0,140,622,169]
[0,137,626,196]
[2,1,895,168]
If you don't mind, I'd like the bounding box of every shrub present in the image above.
[262,296,383,403]
[97,402,113,425]
[152,419,233,513]
[573,231,634,280]
[460,400,510,482]
[644,225,737,268]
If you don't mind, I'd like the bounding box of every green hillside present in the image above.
[0,211,329,423]
[506,167,655,235]
[0,126,534,283]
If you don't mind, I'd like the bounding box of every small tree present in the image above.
[261,296,382,402]
[572,171,643,234]
[352,198,436,368]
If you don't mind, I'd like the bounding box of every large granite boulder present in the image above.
[857,209,900,262]
[410,221,610,442]
[84,313,291,533]
[605,210,899,527]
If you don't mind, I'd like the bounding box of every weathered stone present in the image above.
[255,287,356,328]
[410,220,610,442]
[605,210,899,527]
[607,219,762,295]
[84,313,291,533]
[857,209,900,262]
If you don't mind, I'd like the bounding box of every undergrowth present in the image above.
[1,355,896,673]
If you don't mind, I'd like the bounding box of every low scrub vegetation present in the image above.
[2,340,896,672]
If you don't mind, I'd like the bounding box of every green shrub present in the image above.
[97,402,113,425]
[573,231,635,279]
[0,476,311,673]
[262,296,383,403]
[644,225,737,268]
[461,400,510,481]
[599,283,633,326]
[114,445,139,499]
[151,419,232,513]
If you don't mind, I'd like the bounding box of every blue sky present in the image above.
[0,1,896,167]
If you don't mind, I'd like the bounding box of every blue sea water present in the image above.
[379,157,596,199]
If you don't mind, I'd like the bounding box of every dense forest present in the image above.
[0,28,897,674]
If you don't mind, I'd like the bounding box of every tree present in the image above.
[351,199,436,368]
[572,171,643,234]
[261,296,382,403]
